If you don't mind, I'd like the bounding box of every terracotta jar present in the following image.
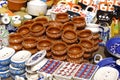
[9,43,23,51]
[37,39,52,51]
[72,16,86,30]
[55,12,69,23]
[63,21,76,31]
[8,0,27,11]
[51,41,67,56]
[9,33,23,44]
[62,30,77,44]
[67,44,84,58]
[77,29,93,40]
[80,39,94,53]
[22,37,37,49]
[46,26,62,39]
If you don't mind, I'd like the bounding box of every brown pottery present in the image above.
[9,43,23,51]
[63,21,76,31]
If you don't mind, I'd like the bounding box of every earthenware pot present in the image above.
[34,17,48,26]
[63,21,76,31]
[9,43,23,51]
[22,20,34,27]
[47,21,63,29]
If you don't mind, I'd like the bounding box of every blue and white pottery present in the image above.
[11,50,32,68]
[0,47,15,66]
[0,65,9,72]
[11,72,26,80]
[106,37,120,58]
[0,70,10,79]
[25,50,46,66]
[9,64,25,75]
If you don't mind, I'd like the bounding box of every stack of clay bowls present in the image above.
[67,44,84,64]
[51,41,67,61]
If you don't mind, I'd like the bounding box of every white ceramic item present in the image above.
[25,50,46,66]
[27,0,47,16]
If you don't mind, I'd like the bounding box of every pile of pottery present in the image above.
[8,12,100,64]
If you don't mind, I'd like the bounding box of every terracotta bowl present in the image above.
[77,29,93,40]
[30,22,44,33]
[52,54,67,61]
[46,26,62,39]
[72,16,86,30]
[67,44,84,58]
[9,33,23,44]
[23,20,34,27]
[55,12,69,23]
[52,41,67,56]
[9,43,23,51]
[23,48,38,55]
[83,53,92,59]
[17,25,30,36]
[34,17,48,26]
[47,21,63,29]
[63,21,76,31]
[37,39,52,51]
[62,30,77,44]
[22,37,37,49]
[80,39,93,49]
[67,56,83,64]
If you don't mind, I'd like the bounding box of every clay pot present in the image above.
[55,13,69,23]
[9,33,23,44]
[83,53,92,59]
[52,54,67,61]
[46,26,62,39]
[34,17,48,26]
[80,39,94,53]
[52,41,67,56]
[47,21,63,29]
[22,37,37,49]
[72,16,86,30]
[63,21,76,31]
[17,25,30,36]
[77,29,93,40]
[37,39,52,51]
[62,30,77,44]
[9,43,22,51]
[23,48,38,55]
[23,20,34,27]
[93,33,100,40]
[67,44,84,58]
[8,0,27,11]
[67,56,83,64]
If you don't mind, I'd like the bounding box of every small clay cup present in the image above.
[52,41,67,56]
[9,43,23,51]
[46,26,62,39]
[9,33,23,44]
[47,21,63,29]
[55,12,69,23]
[22,37,37,49]
[34,17,48,26]
[67,56,83,64]
[62,30,77,44]
[77,29,93,40]
[22,20,34,27]
[52,54,67,61]
[63,21,76,31]
[37,39,52,51]
[72,16,86,30]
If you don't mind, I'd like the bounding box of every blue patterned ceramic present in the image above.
[0,70,10,79]
[106,37,120,58]
[10,50,32,68]
[0,65,9,72]
[9,64,25,75]
[11,73,26,80]
[0,47,15,66]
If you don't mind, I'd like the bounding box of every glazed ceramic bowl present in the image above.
[47,21,63,29]
[55,12,69,23]
[22,37,37,49]
[0,47,15,66]
[77,29,93,40]
[46,26,62,39]
[52,41,67,56]
[0,65,9,72]
[9,64,25,75]
[106,37,120,58]
[0,70,10,79]
[37,39,52,51]
[9,33,23,44]
[9,43,23,51]
[10,50,31,68]
[62,30,77,44]
[63,21,76,31]
[34,17,48,26]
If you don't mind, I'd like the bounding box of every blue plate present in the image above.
[106,37,120,58]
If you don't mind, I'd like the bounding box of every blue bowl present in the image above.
[0,65,9,72]
[0,59,10,66]
[9,64,25,75]
[106,37,120,58]
[11,61,26,69]
[0,70,10,79]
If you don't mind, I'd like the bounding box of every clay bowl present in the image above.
[29,22,44,33]
[34,17,48,26]
[17,25,30,36]
[62,30,77,44]
[77,29,93,40]
[22,37,37,49]
[52,54,67,61]
[72,16,86,30]
[67,56,83,64]
[9,43,23,51]
[63,21,76,31]
[52,41,67,56]
[9,33,23,44]
[23,20,34,27]
[23,48,38,55]
[67,44,84,58]
[80,39,94,53]
[47,21,63,29]
[37,39,52,51]
[55,12,69,23]
[46,26,62,39]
